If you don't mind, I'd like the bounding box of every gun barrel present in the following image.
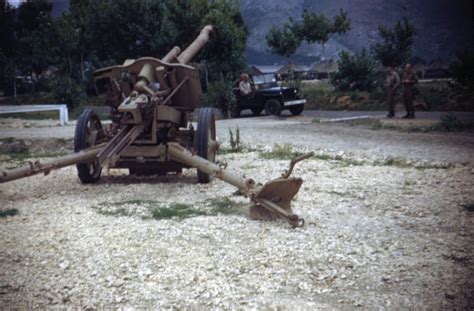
[167,142,306,228]
[161,46,181,63]
[177,25,214,65]
[0,146,102,183]
[168,142,253,191]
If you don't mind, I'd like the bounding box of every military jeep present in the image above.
[232,73,306,117]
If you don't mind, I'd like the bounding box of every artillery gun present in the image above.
[0,26,312,227]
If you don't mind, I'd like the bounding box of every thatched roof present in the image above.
[249,65,284,75]
[429,58,449,69]
[277,63,311,75]
[412,62,427,72]
[310,59,339,73]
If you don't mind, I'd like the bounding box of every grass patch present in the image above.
[94,198,243,220]
[314,153,332,161]
[347,118,384,130]
[336,158,366,167]
[372,157,453,169]
[404,180,417,187]
[259,143,304,160]
[375,157,410,168]
[401,181,422,195]
[312,152,452,170]
[342,115,474,133]
[55,138,71,145]
[463,204,474,212]
[206,197,242,215]
[0,209,19,217]
[0,137,16,144]
[313,152,366,166]
[94,200,206,220]
[150,203,206,220]
[302,79,473,112]
[414,162,455,170]
[301,82,386,111]
[437,114,466,132]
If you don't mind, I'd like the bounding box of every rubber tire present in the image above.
[196,107,216,183]
[251,108,263,116]
[289,105,304,116]
[230,105,241,118]
[264,99,282,116]
[74,108,103,184]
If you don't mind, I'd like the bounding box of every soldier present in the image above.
[239,73,252,96]
[385,66,400,118]
[401,64,419,118]
[238,73,253,108]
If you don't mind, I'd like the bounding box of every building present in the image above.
[310,59,339,80]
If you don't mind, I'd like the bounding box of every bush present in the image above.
[331,49,377,92]
[438,114,464,131]
[50,76,86,111]
[450,50,474,91]
[203,80,236,117]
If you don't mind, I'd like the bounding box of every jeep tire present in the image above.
[289,105,304,116]
[264,99,282,116]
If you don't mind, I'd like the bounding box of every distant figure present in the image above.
[401,64,419,119]
[239,74,252,96]
[385,66,400,118]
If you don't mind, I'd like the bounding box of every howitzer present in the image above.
[0,26,312,227]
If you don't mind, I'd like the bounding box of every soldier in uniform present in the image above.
[385,66,400,118]
[239,74,252,96]
[238,73,253,107]
[401,64,419,119]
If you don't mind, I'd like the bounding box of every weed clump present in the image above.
[0,209,19,217]
[260,143,303,160]
[229,126,243,152]
[437,114,464,132]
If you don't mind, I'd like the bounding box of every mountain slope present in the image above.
[241,0,473,65]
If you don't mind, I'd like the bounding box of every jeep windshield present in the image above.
[252,74,278,87]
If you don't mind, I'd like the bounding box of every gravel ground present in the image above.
[1,116,473,309]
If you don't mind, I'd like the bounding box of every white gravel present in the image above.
[1,116,473,309]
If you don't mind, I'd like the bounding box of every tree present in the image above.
[201,0,247,81]
[0,0,17,94]
[0,0,55,95]
[1,0,247,112]
[266,9,351,59]
[371,17,416,67]
[450,50,474,91]
[266,21,301,58]
[331,49,377,92]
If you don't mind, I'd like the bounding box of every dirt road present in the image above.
[1,116,473,309]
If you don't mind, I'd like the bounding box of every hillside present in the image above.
[241,0,473,65]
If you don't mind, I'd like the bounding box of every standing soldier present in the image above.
[401,64,419,119]
[385,66,400,118]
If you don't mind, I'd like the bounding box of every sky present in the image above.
[7,0,21,7]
